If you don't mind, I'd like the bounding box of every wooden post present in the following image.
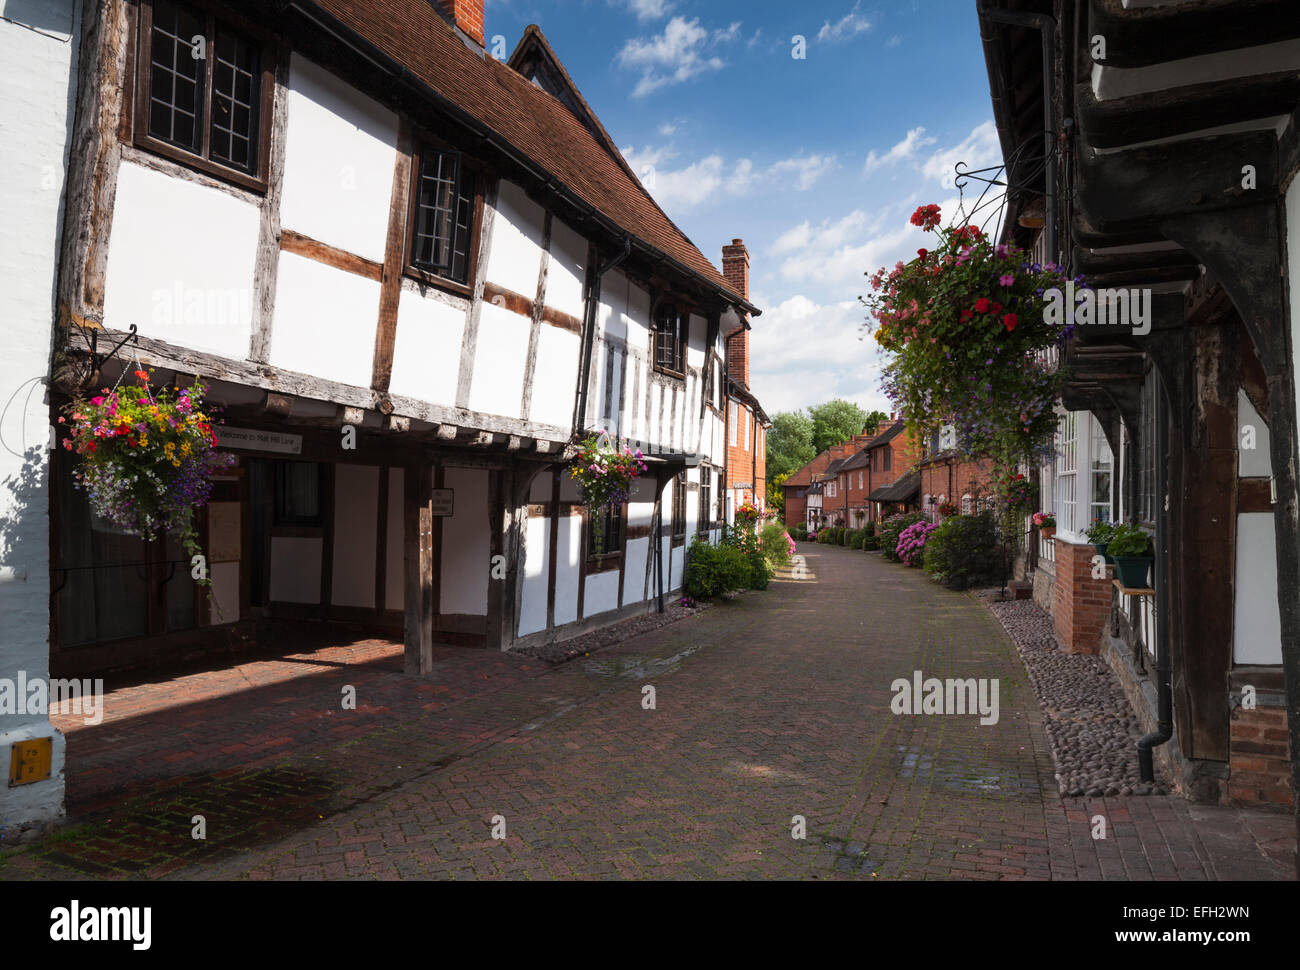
[404,463,433,674]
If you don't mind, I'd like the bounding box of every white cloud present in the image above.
[747,293,891,415]
[617,16,740,97]
[919,120,1002,189]
[657,121,680,137]
[770,154,838,191]
[862,126,936,174]
[620,148,837,214]
[887,35,902,48]
[817,1,872,43]
[772,210,868,256]
[625,0,672,21]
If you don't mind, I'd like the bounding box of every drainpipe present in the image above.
[572,237,631,436]
[1138,390,1173,780]
[976,1,1058,265]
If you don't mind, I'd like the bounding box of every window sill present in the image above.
[132,134,267,194]
[585,553,622,574]
[404,265,473,299]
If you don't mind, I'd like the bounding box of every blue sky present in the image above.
[484,0,1005,417]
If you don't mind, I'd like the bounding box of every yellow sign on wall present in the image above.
[9,738,53,786]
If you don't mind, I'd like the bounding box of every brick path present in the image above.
[1,545,1293,880]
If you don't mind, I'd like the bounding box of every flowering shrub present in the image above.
[61,372,233,572]
[684,540,751,598]
[897,520,938,567]
[863,203,1077,469]
[937,500,959,518]
[758,521,793,567]
[879,511,927,563]
[1032,512,1056,529]
[923,512,998,589]
[998,472,1037,512]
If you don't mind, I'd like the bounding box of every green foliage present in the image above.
[862,530,881,551]
[767,471,789,514]
[817,529,834,544]
[766,412,817,482]
[759,521,792,567]
[809,399,872,454]
[923,512,999,589]
[879,512,927,562]
[1085,518,1116,544]
[723,524,774,591]
[789,523,808,542]
[849,529,866,550]
[684,540,751,598]
[1108,523,1153,558]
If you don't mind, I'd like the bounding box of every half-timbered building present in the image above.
[46,0,758,679]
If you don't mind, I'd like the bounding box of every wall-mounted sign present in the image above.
[216,427,303,455]
[430,489,455,517]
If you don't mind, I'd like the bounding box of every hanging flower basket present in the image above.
[568,433,647,550]
[863,203,1081,470]
[60,369,234,579]
[735,502,761,528]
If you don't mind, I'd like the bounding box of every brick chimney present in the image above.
[723,238,750,388]
[722,238,749,299]
[434,0,485,48]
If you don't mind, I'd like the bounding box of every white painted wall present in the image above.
[389,286,466,408]
[331,464,378,608]
[553,512,580,625]
[468,302,530,417]
[485,180,544,298]
[440,466,488,615]
[547,218,587,320]
[0,0,79,836]
[583,570,619,618]
[1234,512,1284,665]
[529,326,579,429]
[103,161,258,359]
[518,512,550,636]
[279,54,397,264]
[1238,390,1272,477]
[269,251,380,388]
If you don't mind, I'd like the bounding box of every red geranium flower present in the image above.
[974,297,990,314]
[1003,313,1019,332]
[917,248,928,260]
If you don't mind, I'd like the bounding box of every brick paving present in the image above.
[1,545,1293,880]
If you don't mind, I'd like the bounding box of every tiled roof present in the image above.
[305,2,754,311]
[869,468,921,503]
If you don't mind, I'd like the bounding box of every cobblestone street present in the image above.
[1,544,1293,881]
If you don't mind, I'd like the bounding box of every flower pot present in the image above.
[1113,556,1152,589]
[1093,542,1111,563]
[1040,527,1055,540]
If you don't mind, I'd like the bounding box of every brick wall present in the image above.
[917,455,993,512]
[1053,541,1111,654]
[1228,706,1293,809]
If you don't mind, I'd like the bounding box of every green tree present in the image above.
[809,399,871,453]
[862,410,889,436]
[767,471,790,513]
[766,411,816,482]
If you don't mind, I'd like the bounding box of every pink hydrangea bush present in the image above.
[897,520,939,567]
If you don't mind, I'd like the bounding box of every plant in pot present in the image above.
[1108,523,1154,588]
[60,370,235,584]
[1084,518,1116,561]
[937,500,958,519]
[568,433,647,550]
[1032,511,1056,540]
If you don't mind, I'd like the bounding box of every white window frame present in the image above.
[729,402,738,446]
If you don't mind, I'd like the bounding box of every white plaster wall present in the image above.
[331,464,378,609]
[269,536,322,603]
[687,314,706,368]
[103,161,258,359]
[548,218,587,320]
[554,513,580,625]
[670,543,685,590]
[529,326,579,429]
[0,0,78,834]
[468,303,529,417]
[385,467,403,611]
[584,570,619,618]
[389,287,466,408]
[440,466,488,615]
[269,251,380,388]
[518,513,550,636]
[624,537,649,602]
[484,180,544,299]
[1238,390,1272,477]
[210,562,240,625]
[279,54,397,264]
[1234,512,1284,665]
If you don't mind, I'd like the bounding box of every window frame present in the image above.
[132,0,277,193]
[698,471,713,537]
[273,459,326,530]
[651,299,689,378]
[403,134,486,297]
[584,501,625,570]
[671,472,687,543]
